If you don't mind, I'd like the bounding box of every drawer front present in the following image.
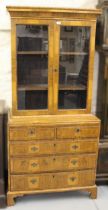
[10,140,98,156]
[10,170,95,191]
[10,139,98,156]
[56,126,99,139]
[9,127,55,140]
[10,154,96,173]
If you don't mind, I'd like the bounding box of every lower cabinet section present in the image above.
[8,114,100,205]
[10,170,95,191]
[10,154,96,173]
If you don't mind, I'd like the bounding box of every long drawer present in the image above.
[9,127,55,141]
[10,140,98,156]
[10,170,95,191]
[10,154,96,174]
[57,126,99,139]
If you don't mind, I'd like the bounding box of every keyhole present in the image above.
[76,128,80,132]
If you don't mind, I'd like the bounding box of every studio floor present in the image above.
[2,186,108,210]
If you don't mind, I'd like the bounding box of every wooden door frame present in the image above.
[11,18,96,116]
[11,18,54,116]
[53,20,96,114]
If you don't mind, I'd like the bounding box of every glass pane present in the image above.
[18,90,47,110]
[17,25,48,51]
[58,26,90,109]
[104,9,108,45]
[16,25,48,110]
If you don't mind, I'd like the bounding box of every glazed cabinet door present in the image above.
[12,20,53,115]
[53,21,96,114]
[12,19,96,115]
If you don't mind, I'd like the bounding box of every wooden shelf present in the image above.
[18,84,48,91]
[60,52,88,55]
[17,51,87,56]
[17,51,48,55]
[59,84,86,90]
[18,84,86,91]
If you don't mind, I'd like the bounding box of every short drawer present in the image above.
[10,154,96,174]
[9,127,55,141]
[10,140,98,156]
[10,170,95,191]
[56,126,99,139]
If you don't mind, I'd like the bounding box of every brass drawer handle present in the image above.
[72,145,79,150]
[70,177,76,182]
[71,160,77,165]
[31,146,38,152]
[31,162,38,167]
[30,179,37,184]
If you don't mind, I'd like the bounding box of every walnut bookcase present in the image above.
[7,7,101,206]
